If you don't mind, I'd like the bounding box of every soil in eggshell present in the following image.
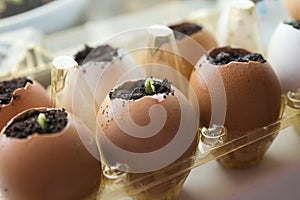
[4,109,67,139]
[208,51,266,65]
[0,77,32,106]
[109,78,174,101]
[169,22,203,40]
[74,44,119,65]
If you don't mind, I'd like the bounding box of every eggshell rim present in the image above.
[205,46,267,67]
[280,21,300,32]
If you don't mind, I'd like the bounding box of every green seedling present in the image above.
[37,113,47,130]
[145,78,156,95]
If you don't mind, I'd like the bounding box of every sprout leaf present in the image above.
[37,113,47,130]
[145,78,155,95]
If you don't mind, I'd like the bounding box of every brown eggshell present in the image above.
[97,86,198,199]
[0,78,52,131]
[190,46,282,130]
[188,27,218,51]
[98,95,181,153]
[173,28,217,80]
[169,22,217,52]
[190,46,282,168]
[0,108,101,200]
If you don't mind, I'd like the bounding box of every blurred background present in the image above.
[0,0,296,82]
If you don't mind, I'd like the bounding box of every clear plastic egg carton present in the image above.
[51,25,300,200]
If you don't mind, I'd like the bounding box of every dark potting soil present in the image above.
[0,77,32,105]
[4,109,68,139]
[285,20,300,30]
[208,51,266,65]
[109,78,174,101]
[169,22,203,40]
[74,44,119,65]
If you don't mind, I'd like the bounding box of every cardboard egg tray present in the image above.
[50,25,300,200]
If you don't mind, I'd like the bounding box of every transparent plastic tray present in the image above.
[51,25,300,200]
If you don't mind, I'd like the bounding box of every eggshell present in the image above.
[0,78,51,131]
[96,80,198,199]
[0,108,101,200]
[53,48,143,139]
[268,22,300,93]
[98,95,181,153]
[175,24,218,51]
[190,46,282,168]
[172,26,217,79]
[57,48,141,112]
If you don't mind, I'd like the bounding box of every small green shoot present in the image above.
[37,113,47,130]
[145,78,155,95]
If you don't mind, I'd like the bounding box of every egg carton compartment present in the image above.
[49,24,300,200]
